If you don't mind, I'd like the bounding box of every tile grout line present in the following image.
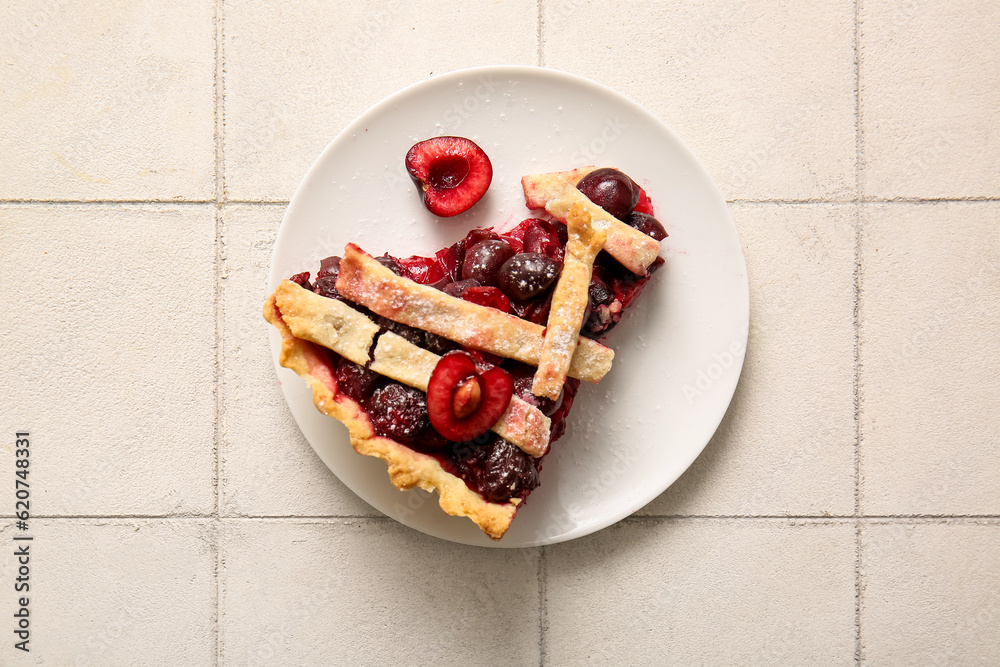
[536,0,544,68]
[853,0,864,664]
[214,1,226,665]
[3,197,997,207]
[534,6,548,664]
[213,0,226,520]
[212,207,223,663]
[0,199,218,205]
[625,515,1000,522]
[538,546,547,667]
[12,513,1000,520]
[10,513,1000,521]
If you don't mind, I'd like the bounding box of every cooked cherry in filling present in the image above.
[288,178,665,505]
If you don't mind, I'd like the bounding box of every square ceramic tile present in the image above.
[223,0,538,201]
[220,205,377,517]
[0,205,216,515]
[543,0,856,201]
[860,520,1000,665]
[0,519,216,663]
[0,0,216,201]
[860,203,1000,515]
[220,519,540,666]
[860,0,1000,199]
[545,519,856,664]
[643,203,856,516]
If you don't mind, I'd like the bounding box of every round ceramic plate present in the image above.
[268,66,749,547]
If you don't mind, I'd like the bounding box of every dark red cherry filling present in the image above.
[291,169,663,503]
[452,433,539,503]
[335,357,384,402]
[368,383,429,441]
[460,285,512,313]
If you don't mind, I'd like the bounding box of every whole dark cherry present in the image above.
[497,253,561,301]
[335,357,384,402]
[589,278,614,307]
[583,276,620,337]
[375,255,406,276]
[626,211,668,241]
[314,278,341,300]
[409,428,452,454]
[463,228,502,250]
[443,278,481,299]
[577,168,641,221]
[366,383,429,441]
[462,239,515,287]
[511,369,563,417]
[317,255,341,279]
[313,256,342,299]
[454,435,539,503]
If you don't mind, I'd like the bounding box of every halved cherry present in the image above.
[405,136,493,217]
[427,351,513,442]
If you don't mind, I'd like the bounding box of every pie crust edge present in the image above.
[264,292,517,540]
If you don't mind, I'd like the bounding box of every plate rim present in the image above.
[267,64,749,547]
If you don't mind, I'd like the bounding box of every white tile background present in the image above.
[1,0,998,664]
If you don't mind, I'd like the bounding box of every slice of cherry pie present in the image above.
[264,166,665,539]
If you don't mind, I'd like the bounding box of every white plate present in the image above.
[268,66,748,548]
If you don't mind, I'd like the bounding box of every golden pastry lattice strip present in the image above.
[532,202,607,400]
[521,167,661,275]
[370,332,551,457]
[273,280,380,366]
[264,294,517,540]
[335,243,614,384]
